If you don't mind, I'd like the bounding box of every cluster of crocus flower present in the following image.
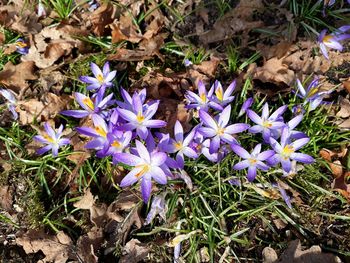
[30,61,317,205]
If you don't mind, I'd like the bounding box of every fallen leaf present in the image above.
[263,240,342,263]
[119,239,150,263]
[329,160,343,178]
[253,57,294,90]
[343,81,350,94]
[16,230,76,263]
[0,61,37,93]
[0,5,42,34]
[73,188,124,227]
[199,0,264,44]
[331,172,350,202]
[22,26,85,69]
[76,226,104,263]
[0,32,4,44]
[91,3,115,36]
[0,185,13,212]
[336,97,350,119]
[16,93,71,125]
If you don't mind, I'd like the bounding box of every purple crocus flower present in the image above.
[104,130,132,163]
[238,97,253,117]
[199,105,250,154]
[184,59,192,67]
[117,96,166,140]
[231,144,274,181]
[0,89,18,120]
[15,38,29,55]
[247,103,287,143]
[79,62,116,92]
[34,122,70,157]
[269,127,314,173]
[185,81,221,111]
[76,114,109,153]
[61,91,113,119]
[201,139,230,162]
[114,140,168,203]
[296,79,332,111]
[210,80,235,107]
[164,120,198,168]
[145,192,167,225]
[318,25,350,59]
[116,88,147,111]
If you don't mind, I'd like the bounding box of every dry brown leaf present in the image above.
[74,188,124,227]
[22,26,84,69]
[263,240,341,263]
[91,3,115,36]
[331,172,350,202]
[16,230,75,263]
[16,93,71,125]
[253,57,294,92]
[0,61,37,93]
[336,97,350,118]
[109,33,166,62]
[0,185,13,212]
[329,160,343,178]
[199,0,264,44]
[0,6,42,34]
[0,32,5,44]
[76,227,104,263]
[120,239,150,263]
[338,118,350,129]
[110,14,143,44]
[343,81,350,94]
[115,205,143,244]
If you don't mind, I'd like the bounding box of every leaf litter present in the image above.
[1,0,350,262]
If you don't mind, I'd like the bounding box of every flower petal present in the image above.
[247,110,263,125]
[218,105,231,127]
[257,150,275,161]
[141,178,152,203]
[247,166,257,182]
[91,62,103,78]
[136,140,151,163]
[114,152,143,166]
[37,144,52,155]
[231,144,250,159]
[174,120,183,142]
[290,153,314,164]
[290,137,310,150]
[120,167,142,187]
[199,110,217,129]
[60,110,89,118]
[225,123,250,134]
[233,160,250,170]
[148,167,167,184]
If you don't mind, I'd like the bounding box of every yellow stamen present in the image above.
[95,126,107,137]
[174,141,183,150]
[83,97,94,110]
[96,74,104,83]
[308,87,319,98]
[282,145,294,159]
[200,93,207,103]
[322,35,334,43]
[136,112,145,123]
[43,134,55,143]
[135,164,151,177]
[217,127,225,136]
[16,41,27,48]
[262,121,272,128]
[249,158,257,165]
[111,140,122,148]
[216,87,223,101]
